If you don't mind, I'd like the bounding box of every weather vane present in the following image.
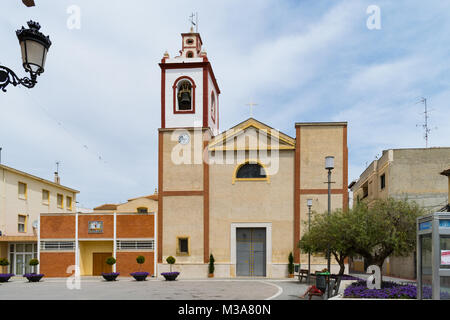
[189,12,198,32]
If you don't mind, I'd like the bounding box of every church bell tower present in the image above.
[157,28,220,268]
[159,27,220,135]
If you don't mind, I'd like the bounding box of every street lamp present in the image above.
[0,20,52,92]
[307,198,313,283]
[325,155,334,298]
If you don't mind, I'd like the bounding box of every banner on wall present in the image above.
[441,250,450,265]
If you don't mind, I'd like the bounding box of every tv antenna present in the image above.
[416,97,437,148]
[189,12,198,33]
[55,161,60,174]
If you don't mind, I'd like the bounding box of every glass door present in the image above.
[15,254,25,275]
[9,243,37,275]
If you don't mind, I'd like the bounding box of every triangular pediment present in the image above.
[208,118,295,151]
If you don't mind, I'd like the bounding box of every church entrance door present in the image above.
[236,228,266,277]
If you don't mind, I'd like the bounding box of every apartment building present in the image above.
[0,164,79,275]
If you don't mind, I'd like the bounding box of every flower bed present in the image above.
[161,272,179,281]
[0,273,15,282]
[23,273,44,282]
[343,280,450,299]
[130,272,149,281]
[101,272,120,281]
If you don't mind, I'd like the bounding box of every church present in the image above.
[39,28,348,278]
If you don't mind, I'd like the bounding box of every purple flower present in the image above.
[161,272,180,276]
[101,272,120,276]
[130,272,149,276]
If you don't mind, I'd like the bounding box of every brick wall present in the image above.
[116,252,154,276]
[78,215,114,238]
[40,215,75,238]
[116,215,154,238]
[40,252,75,277]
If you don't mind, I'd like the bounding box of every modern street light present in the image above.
[0,20,52,92]
[325,155,334,298]
[306,198,313,284]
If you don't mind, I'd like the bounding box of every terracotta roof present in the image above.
[127,193,158,202]
[93,204,118,211]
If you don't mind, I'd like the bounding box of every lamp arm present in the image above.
[0,65,37,92]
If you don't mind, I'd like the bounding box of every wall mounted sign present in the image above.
[88,221,103,234]
[441,250,450,266]
[440,220,450,228]
[419,221,432,231]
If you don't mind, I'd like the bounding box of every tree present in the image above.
[349,198,424,280]
[298,208,355,276]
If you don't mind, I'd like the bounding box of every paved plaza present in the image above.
[0,277,313,300]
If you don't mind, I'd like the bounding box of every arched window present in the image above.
[210,91,216,121]
[186,51,194,58]
[233,161,269,184]
[177,80,192,110]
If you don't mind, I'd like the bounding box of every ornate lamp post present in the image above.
[307,198,313,283]
[0,20,52,92]
[325,155,334,298]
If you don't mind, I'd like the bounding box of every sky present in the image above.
[0,1,449,209]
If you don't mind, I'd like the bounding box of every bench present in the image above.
[298,269,309,283]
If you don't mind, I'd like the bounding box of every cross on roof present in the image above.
[246,101,258,118]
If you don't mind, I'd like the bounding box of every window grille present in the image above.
[40,241,75,251]
[116,240,154,250]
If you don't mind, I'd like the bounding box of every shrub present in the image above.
[209,254,215,274]
[288,252,294,274]
[29,258,39,266]
[166,256,176,272]
[136,255,145,264]
[106,257,116,266]
[0,258,9,266]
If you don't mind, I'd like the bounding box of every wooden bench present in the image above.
[298,269,309,283]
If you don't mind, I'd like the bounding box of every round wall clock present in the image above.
[178,133,190,145]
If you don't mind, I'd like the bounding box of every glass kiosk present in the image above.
[417,212,450,299]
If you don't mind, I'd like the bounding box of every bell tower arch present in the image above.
[159,29,220,135]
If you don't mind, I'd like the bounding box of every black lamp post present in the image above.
[325,155,334,298]
[0,20,52,92]
[307,198,312,284]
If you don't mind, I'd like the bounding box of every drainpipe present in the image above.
[37,217,40,273]
[154,211,157,278]
[75,213,79,276]
[113,211,117,273]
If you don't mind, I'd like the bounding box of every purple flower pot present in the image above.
[23,273,44,282]
[161,272,179,281]
[0,273,14,282]
[101,272,120,281]
[130,272,149,281]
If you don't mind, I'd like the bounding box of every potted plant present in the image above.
[161,256,179,281]
[0,258,14,282]
[208,254,215,278]
[101,257,119,281]
[288,252,294,278]
[130,255,149,281]
[23,258,44,282]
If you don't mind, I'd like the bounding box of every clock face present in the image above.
[178,133,190,145]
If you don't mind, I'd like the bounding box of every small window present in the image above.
[18,182,27,199]
[57,194,64,208]
[380,174,386,190]
[186,38,194,45]
[177,237,189,255]
[236,163,267,179]
[42,189,50,205]
[66,196,72,210]
[186,51,194,58]
[18,215,27,233]
[137,207,148,213]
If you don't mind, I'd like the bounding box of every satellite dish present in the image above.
[32,220,39,229]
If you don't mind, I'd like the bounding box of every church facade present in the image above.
[37,29,348,279]
[157,30,348,278]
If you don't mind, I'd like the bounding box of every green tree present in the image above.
[349,198,424,279]
[166,256,176,272]
[298,208,355,276]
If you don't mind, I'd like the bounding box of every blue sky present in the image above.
[1,1,449,208]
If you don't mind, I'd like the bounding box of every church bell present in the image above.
[178,82,192,110]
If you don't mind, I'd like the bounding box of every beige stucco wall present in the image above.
[162,130,204,191]
[162,195,204,263]
[0,167,78,237]
[299,126,344,190]
[210,150,294,265]
[116,198,157,213]
[79,241,113,276]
